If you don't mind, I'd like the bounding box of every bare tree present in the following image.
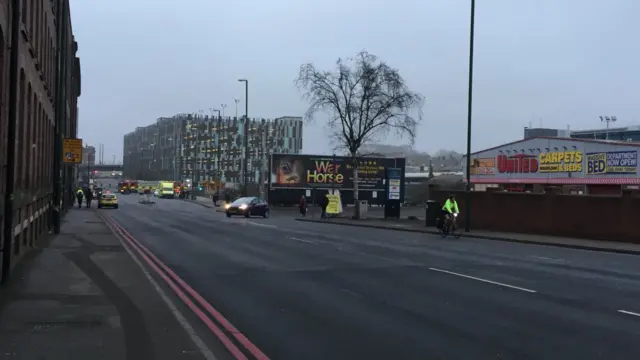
[296,51,424,219]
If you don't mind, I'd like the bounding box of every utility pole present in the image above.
[2,0,23,284]
[191,114,198,200]
[87,146,91,184]
[464,0,476,233]
[238,79,249,196]
[216,142,221,201]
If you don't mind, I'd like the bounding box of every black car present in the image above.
[225,197,269,218]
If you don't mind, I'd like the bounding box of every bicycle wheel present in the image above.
[440,222,449,238]
[452,224,461,239]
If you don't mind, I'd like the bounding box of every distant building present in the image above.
[524,125,640,143]
[123,114,303,186]
[82,145,95,166]
[524,127,571,139]
[570,125,640,142]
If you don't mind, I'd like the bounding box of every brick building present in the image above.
[0,0,81,270]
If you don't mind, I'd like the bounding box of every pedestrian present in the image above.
[76,188,84,208]
[299,195,307,217]
[320,194,329,219]
[85,188,93,208]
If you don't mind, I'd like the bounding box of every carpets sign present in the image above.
[538,151,583,173]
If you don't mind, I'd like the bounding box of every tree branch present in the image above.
[295,50,425,158]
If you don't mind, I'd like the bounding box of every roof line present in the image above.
[469,136,640,156]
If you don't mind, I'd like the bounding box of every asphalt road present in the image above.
[106,193,640,360]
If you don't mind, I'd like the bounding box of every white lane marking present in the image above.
[288,237,318,245]
[248,221,277,228]
[429,267,537,293]
[618,310,640,317]
[529,256,566,263]
[105,217,218,360]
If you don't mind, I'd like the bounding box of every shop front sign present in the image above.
[539,151,582,173]
[496,154,539,174]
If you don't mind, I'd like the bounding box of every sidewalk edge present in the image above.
[294,218,640,256]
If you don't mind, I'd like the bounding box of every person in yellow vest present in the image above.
[440,194,460,228]
[76,188,84,209]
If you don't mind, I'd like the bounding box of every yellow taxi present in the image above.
[98,193,119,209]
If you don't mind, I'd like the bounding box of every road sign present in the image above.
[63,138,82,164]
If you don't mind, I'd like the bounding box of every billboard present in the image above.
[63,138,82,164]
[470,158,496,175]
[586,151,638,175]
[270,154,402,190]
[538,151,583,173]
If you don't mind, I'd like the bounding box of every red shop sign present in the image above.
[496,154,539,174]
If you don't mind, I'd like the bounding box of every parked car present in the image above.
[225,197,269,218]
[98,194,119,209]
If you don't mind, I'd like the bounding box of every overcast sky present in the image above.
[70,0,639,162]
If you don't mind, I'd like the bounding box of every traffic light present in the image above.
[198,186,203,191]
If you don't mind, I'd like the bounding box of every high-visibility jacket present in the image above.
[442,199,459,213]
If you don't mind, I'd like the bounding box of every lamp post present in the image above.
[599,115,617,140]
[464,0,476,233]
[221,104,227,117]
[234,98,239,118]
[238,79,249,196]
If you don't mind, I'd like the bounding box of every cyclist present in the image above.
[441,194,460,228]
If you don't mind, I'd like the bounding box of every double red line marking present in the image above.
[100,213,269,360]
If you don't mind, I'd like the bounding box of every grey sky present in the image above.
[70,0,639,162]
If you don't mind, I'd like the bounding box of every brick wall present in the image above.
[0,0,80,270]
[430,188,640,243]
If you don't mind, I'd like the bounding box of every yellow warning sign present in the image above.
[63,138,82,164]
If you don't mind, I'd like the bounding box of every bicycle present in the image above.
[440,213,460,239]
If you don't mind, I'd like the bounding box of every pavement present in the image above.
[94,193,640,360]
[0,206,228,360]
[186,195,426,218]
[294,217,640,255]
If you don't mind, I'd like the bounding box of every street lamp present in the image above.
[238,79,249,196]
[221,104,227,117]
[233,98,239,118]
[464,0,476,233]
[600,116,617,140]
